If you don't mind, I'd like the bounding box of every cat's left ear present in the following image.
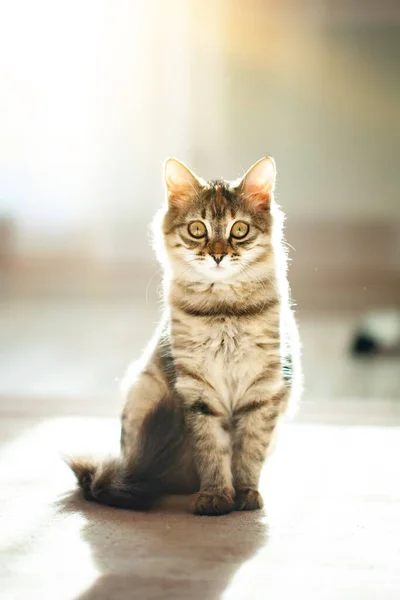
[164,158,201,210]
[240,156,276,210]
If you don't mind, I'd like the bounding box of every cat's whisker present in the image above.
[145,266,163,305]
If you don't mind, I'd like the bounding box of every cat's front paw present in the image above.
[189,488,235,516]
[235,487,264,511]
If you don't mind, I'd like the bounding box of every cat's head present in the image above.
[158,157,281,283]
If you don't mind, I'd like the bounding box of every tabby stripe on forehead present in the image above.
[215,185,224,209]
[173,297,278,318]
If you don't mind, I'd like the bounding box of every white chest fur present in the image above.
[174,315,281,412]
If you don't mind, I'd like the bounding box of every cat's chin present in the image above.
[197,264,241,283]
[208,266,231,279]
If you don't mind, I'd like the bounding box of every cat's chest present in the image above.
[190,318,277,405]
[199,319,245,357]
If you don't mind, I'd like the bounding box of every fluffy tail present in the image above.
[68,397,189,511]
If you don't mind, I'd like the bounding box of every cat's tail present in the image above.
[67,396,191,511]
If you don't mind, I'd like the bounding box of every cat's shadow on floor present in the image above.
[57,489,269,600]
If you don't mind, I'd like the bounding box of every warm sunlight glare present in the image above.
[0,417,120,599]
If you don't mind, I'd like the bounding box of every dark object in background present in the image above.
[351,310,400,357]
[351,333,378,356]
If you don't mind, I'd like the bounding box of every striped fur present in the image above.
[68,157,302,515]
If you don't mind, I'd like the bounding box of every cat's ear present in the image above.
[240,156,276,210]
[164,158,201,209]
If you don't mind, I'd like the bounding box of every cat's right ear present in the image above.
[164,158,201,210]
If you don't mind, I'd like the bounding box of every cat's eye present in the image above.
[231,221,249,239]
[188,221,207,238]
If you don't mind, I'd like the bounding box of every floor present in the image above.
[1,293,400,599]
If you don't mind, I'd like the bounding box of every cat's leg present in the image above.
[176,373,234,516]
[120,362,169,456]
[232,384,289,511]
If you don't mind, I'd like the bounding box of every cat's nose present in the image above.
[210,241,226,265]
[211,254,225,265]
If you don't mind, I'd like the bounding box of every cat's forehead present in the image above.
[193,180,241,220]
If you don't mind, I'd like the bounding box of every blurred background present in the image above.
[0,0,399,419]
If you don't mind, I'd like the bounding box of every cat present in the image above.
[69,156,302,516]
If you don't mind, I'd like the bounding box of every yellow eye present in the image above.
[231,221,249,239]
[188,221,207,238]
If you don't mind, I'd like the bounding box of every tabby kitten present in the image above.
[69,156,302,516]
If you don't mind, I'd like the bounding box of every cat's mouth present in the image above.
[206,262,240,281]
